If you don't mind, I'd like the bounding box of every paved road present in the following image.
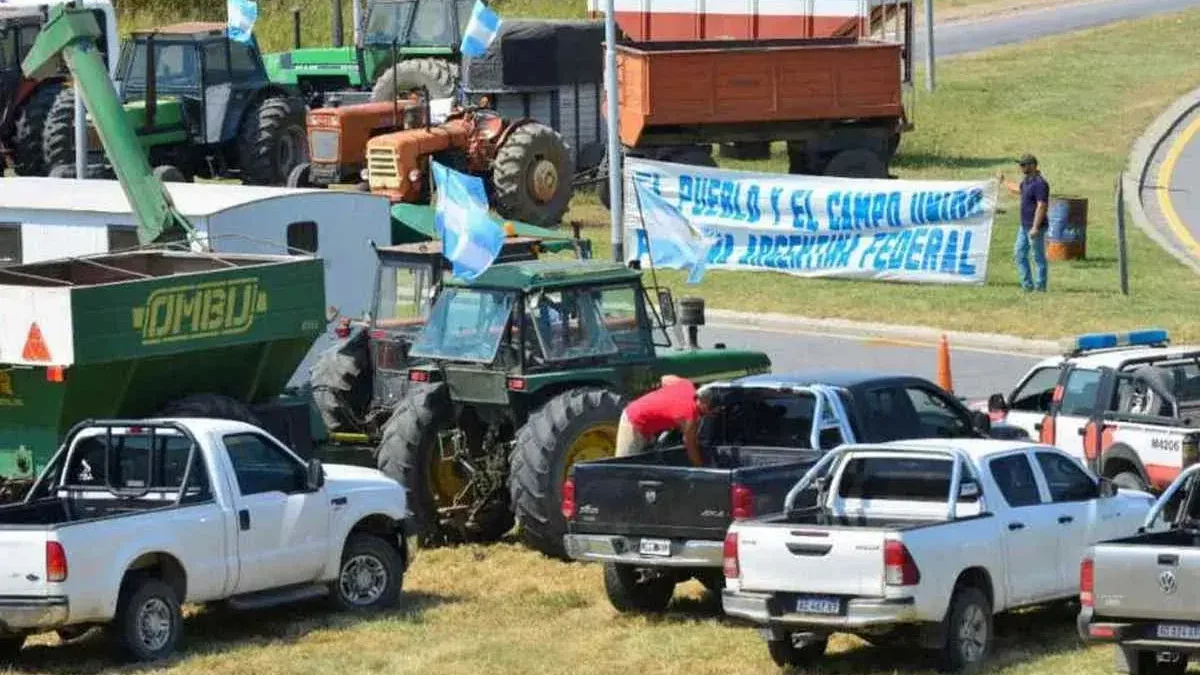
[914,0,1200,58]
[704,324,1041,399]
[1148,105,1200,263]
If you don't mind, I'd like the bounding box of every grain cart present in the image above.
[375,261,772,558]
[43,22,307,184]
[265,0,475,107]
[0,0,117,176]
[0,5,328,502]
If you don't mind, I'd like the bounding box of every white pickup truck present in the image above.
[721,439,1154,673]
[0,419,415,664]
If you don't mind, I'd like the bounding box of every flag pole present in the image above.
[604,0,623,263]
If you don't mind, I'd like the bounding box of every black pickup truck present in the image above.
[562,370,1024,613]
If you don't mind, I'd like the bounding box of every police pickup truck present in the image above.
[976,329,1200,494]
[562,371,1024,614]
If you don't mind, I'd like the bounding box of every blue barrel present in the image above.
[1046,196,1088,261]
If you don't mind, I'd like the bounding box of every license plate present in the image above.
[794,595,841,615]
[1156,624,1200,640]
[638,538,671,557]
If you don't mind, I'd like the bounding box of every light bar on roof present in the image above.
[1061,328,1170,355]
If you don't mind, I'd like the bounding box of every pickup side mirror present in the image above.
[1098,477,1118,499]
[987,393,1008,413]
[306,458,325,491]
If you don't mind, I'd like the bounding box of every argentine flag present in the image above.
[461,0,501,58]
[227,0,258,44]
[432,161,505,281]
[634,179,718,284]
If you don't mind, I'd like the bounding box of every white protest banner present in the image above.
[622,157,997,285]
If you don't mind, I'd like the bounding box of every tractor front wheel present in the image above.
[13,80,64,176]
[41,87,79,173]
[287,162,317,188]
[509,387,624,559]
[372,58,457,102]
[239,96,307,186]
[492,122,574,227]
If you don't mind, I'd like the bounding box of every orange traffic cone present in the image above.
[937,334,953,394]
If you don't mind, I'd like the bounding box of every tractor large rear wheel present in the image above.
[41,86,78,173]
[372,58,457,102]
[376,384,513,546]
[239,96,307,186]
[509,387,624,559]
[492,122,574,227]
[310,329,372,434]
[13,80,63,176]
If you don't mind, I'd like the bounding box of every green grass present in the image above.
[3,542,1125,675]
[561,8,1200,342]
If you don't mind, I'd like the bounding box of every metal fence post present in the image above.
[1116,172,1129,296]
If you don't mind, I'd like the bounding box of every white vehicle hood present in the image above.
[323,463,403,495]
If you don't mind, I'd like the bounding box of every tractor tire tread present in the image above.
[491,122,575,227]
[13,80,64,176]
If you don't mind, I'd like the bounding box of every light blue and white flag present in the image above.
[226,0,258,44]
[432,160,505,281]
[460,0,501,58]
[634,179,718,284]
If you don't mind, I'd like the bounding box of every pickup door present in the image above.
[214,431,333,595]
[570,447,821,541]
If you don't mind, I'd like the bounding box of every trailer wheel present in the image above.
[509,387,625,559]
[0,636,24,665]
[823,148,888,179]
[310,329,372,434]
[13,81,63,176]
[603,563,675,613]
[41,87,79,173]
[767,634,828,668]
[157,394,261,426]
[239,96,307,186]
[372,58,457,102]
[492,122,575,226]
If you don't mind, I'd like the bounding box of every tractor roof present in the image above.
[133,22,229,40]
[442,260,640,291]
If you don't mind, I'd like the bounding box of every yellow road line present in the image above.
[1156,113,1200,259]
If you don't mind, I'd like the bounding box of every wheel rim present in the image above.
[339,554,388,606]
[428,432,466,507]
[956,604,988,663]
[563,423,617,481]
[528,157,559,203]
[135,597,173,653]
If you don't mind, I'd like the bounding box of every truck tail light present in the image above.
[561,479,576,520]
[46,541,67,582]
[731,483,754,520]
[884,540,920,586]
[723,531,739,579]
[409,369,429,382]
[1080,557,1094,608]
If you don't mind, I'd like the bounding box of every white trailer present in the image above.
[0,176,392,385]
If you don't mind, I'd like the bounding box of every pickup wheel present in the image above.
[767,634,828,668]
[112,577,183,663]
[603,563,675,614]
[936,587,993,673]
[330,533,403,612]
[0,635,24,664]
[510,387,625,559]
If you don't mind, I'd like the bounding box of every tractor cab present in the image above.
[362,0,475,49]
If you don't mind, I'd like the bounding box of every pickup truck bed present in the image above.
[0,497,179,526]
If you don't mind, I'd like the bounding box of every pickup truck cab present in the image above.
[563,371,1024,614]
[1079,462,1200,675]
[977,329,1200,493]
[0,419,415,664]
[722,439,1154,673]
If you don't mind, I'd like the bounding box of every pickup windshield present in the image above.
[700,391,817,448]
[408,287,515,362]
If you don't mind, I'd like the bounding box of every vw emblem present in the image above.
[644,489,657,505]
[1160,570,1178,595]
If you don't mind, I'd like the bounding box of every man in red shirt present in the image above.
[616,375,710,466]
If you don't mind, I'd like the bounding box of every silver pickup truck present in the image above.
[1079,461,1200,675]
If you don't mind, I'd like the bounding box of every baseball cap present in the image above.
[1017,153,1038,166]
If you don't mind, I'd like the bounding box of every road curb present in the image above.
[705,309,1060,356]
[1124,85,1200,275]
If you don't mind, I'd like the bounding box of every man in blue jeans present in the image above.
[998,154,1050,291]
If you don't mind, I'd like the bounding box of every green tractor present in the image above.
[373,260,772,558]
[43,23,307,184]
[265,0,474,107]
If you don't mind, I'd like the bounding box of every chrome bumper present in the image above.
[722,590,918,629]
[0,596,69,633]
[563,534,723,568]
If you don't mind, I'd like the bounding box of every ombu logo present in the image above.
[131,278,268,344]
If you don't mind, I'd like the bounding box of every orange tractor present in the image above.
[291,91,574,227]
